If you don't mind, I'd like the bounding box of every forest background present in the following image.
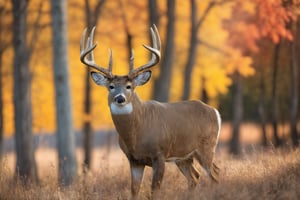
[0,0,299,187]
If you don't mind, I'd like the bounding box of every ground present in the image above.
[0,123,300,199]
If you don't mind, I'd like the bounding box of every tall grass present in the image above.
[0,147,299,199]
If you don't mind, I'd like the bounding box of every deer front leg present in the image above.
[151,155,165,198]
[130,162,145,200]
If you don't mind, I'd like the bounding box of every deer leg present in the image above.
[151,155,165,197]
[194,150,219,183]
[176,158,199,189]
[130,162,145,199]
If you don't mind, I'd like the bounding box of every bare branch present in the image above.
[118,0,134,69]
[196,0,216,30]
[198,39,229,55]
[94,0,106,25]
[196,0,235,30]
[28,0,44,57]
[0,0,11,53]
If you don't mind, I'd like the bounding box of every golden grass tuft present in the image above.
[0,147,300,199]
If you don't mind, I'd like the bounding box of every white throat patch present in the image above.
[110,103,133,115]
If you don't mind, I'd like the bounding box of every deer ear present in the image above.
[90,71,109,86]
[133,71,151,86]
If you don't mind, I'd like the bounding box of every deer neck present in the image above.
[110,92,143,151]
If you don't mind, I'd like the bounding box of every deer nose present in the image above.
[114,95,126,104]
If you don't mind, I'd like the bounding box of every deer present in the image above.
[80,25,221,199]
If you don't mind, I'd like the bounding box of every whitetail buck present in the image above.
[80,25,221,199]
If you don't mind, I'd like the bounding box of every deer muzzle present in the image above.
[114,94,126,105]
[110,94,133,115]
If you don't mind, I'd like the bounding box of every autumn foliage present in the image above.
[225,0,295,52]
[0,0,298,138]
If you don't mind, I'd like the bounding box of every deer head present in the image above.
[80,25,161,115]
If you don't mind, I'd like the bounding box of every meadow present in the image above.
[0,124,300,200]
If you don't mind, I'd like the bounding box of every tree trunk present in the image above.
[152,0,175,102]
[200,76,208,103]
[51,0,77,186]
[12,0,38,184]
[289,21,299,147]
[82,0,105,171]
[0,52,2,161]
[181,0,216,100]
[0,2,4,162]
[229,71,243,155]
[82,0,93,172]
[258,68,267,147]
[182,0,197,100]
[83,68,92,171]
[271,43,282,147]
[119,0,133,63]
[148,0,159,27]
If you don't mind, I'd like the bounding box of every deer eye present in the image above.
[126,85,131,90]
[109,85,115,90]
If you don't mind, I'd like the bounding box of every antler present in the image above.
[128,25,161,78]
[80,26,114,79]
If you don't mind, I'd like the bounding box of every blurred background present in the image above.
[0,0,299,185]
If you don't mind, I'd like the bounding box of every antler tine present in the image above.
[80,28,87,53]
[80,26,113,78]
[154,24,161,51]
[128,25,161,78]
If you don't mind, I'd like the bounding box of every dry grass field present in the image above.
[1,123,300,200]
[1,147,300,199]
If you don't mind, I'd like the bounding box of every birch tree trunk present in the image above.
[51,0,77,186]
